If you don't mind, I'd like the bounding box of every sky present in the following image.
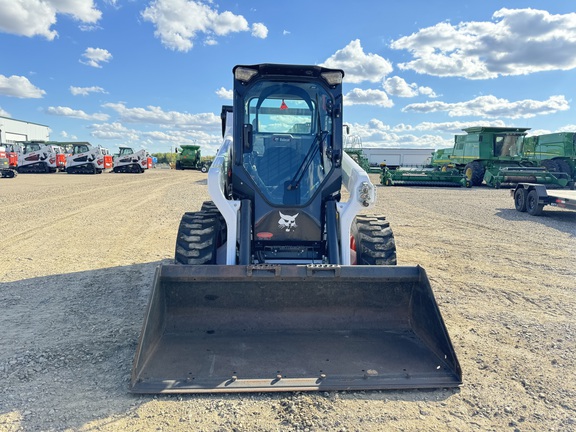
[1,1,576,156]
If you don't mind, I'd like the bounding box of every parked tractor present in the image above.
[130,63,461,394]
[175,144,210,172]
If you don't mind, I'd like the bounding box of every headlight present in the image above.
[235,67,258,82]
[321,71,344,85]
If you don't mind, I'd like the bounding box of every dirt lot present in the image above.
[1,169,574,432]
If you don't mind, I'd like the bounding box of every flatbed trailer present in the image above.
[512,183,576,216]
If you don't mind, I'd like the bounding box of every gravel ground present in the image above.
[0,169,574,431]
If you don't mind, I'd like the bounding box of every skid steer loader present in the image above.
[131,64,461,393]
[113,146,149,173]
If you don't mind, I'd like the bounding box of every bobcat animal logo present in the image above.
[278,212,299,232]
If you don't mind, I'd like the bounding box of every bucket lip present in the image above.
[130,375,462,394]
[158,263,426,281]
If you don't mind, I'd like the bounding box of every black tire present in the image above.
[514,187,527,212]
[556,160,573,177]
[200,201,218,212]
[541,159,559,172]
[526,189,544,216]
[200,165,208,173]
[464,161,485,186]
[351,215,397,265]
[175,161,182,170]
[175,211,225,265]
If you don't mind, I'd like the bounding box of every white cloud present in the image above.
[89,121,223,155]
[80,47,112,68]
[251,22,268,39]
[391,8,576,79]
[345,118,530,148]
[383,77,417,98]
[141,0,266,52]
[215,87,232,99]
[102,102,220,128]
[558,124,576,133]
[0,0,101,40]
[0,74,45,98]
[382,76,439,98]
[403,95,569,119]
[89,122,140,141]
[46,106,110,121]
[321,39,393,83]
[344,88,393,108]
[348,119,450,148]
[70,86,107,96]
[283,30,290,36]
[418,86,438,98]
[0,107,11,117]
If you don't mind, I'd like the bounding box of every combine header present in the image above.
[380,165,470,187]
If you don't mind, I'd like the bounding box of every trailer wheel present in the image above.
[351,215,397,265]
[175,211,225,265]
[526,189,544,216]
[514,187,527,212]
[201,165,208,173]
[464,161,485,186]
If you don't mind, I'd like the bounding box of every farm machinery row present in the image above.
[380,127,575,189]
[0,141,153,176]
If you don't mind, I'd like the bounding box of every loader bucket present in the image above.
[130,264,461,393]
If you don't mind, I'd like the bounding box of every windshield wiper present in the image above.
[287,131,327,190]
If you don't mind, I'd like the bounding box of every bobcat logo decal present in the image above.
[278,212,299,232]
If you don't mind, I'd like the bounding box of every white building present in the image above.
[0,116,50,143]
[361,147,435,168]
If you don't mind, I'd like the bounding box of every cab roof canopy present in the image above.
[462,127,531,134]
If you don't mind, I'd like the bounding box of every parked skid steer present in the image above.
[113,146,148,173]
[130,64,461,394]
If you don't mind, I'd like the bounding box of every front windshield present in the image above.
[495,134,524,157]
[242,81,334,205]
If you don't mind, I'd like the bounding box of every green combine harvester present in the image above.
[522,132,575,182]
[442,127,571,188]
[381,127,572,188]
[175,144,211,172]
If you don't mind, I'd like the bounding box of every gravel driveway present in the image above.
[1,169,574,431]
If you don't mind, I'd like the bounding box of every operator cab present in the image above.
[229,64,345,264]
